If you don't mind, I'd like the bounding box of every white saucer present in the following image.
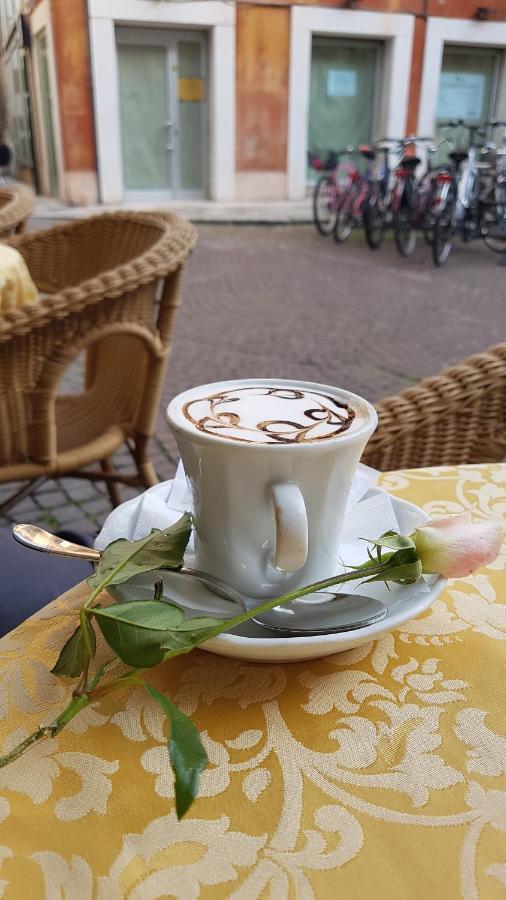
[106,485,446,662]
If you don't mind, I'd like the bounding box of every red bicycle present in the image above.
[333,145,379,244]
[310,146,355,236]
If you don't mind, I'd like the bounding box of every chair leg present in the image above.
[0,476,47,516]
[134,435,159,489]
[100,459,122,508]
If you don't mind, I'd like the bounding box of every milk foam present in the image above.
[176,385,367,444]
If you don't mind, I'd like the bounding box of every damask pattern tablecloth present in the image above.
[0,464,504,899]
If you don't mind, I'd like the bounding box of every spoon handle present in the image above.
[13,524,100,561]
[12,524,246,607]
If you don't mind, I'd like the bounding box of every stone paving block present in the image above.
[33,490,72,510]
[80,497,115,517]
[58,482,102,504]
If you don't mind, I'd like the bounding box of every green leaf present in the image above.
[51,619,97,677]
[159,615,229,655]
[87,513,192,591]
[146,684,208,819]
[94,600,185,667]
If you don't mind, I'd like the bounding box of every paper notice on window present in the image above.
[327,69,357,98]
[436,72,485,121]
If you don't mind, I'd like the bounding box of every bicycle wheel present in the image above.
[432,209,454,267]
[483,184,506,253]
[363,192,386,249]
[393,203,416,257]
[333,191,355,243]
[313,176,338,236]
[483,230,506,253]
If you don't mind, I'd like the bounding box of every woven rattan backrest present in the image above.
[0,212,197,469]
[362,343,506,470]
[0,183,35,238]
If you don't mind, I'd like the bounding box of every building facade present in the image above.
[1,0,506,205]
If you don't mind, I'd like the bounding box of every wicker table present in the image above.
[0,464,504,899]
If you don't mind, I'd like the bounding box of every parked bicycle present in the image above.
[481,120,506,254]
[431,120,506,266]
[362,140,395,250]
[309,147,353,236]
[332,145,381,244]
[389,136,438,257]
[362,136,444,255]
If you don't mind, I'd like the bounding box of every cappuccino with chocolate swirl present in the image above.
[177,384,364,445]
[167,379,377,598]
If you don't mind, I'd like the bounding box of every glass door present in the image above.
[308,38,381,179]
[435,46,500,162]
[116,28,207,199]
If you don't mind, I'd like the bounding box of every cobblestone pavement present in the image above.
[1,221,504,538]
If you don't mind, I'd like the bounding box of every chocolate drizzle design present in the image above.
[182,387,356,444]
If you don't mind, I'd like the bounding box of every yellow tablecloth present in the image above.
[0,464,504,899]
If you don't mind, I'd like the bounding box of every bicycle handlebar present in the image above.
[376,135,434,146]
[439,119,466,129]
[333,145,355,156]
[406,135,434,143]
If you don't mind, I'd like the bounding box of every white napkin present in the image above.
[95,461,432,613]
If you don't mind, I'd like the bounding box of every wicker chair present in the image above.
[0,211,197,513]
[0,183,35,239]
[362,342,506,471]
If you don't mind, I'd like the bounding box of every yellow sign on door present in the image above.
[178,78,204,102]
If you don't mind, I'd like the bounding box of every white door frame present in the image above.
[87,0,235,203]
[418,18,506,135]
[287,7,414,200]
[116,27,208,200]
[30,0,65,199]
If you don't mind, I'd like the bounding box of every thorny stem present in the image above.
[0,695,89,768]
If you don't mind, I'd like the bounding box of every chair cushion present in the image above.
[0,244,38,313]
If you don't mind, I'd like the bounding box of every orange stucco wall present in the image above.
[236,0,506,179]
[236,4,290,172]
[50,0,95,172]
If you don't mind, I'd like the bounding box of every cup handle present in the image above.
[271,483,308,572]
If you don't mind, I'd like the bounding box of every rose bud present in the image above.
[411,512,502,579]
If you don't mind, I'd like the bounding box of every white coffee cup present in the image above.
[167,379,377,599]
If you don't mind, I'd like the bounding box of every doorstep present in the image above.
[33,197,313,225]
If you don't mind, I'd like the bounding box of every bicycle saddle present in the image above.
[448,150,469,166]
[358,145,376,160]
[400,155,421,169]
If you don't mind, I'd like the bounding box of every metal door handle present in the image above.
[165,120,176,151]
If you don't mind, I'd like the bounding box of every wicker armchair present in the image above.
[0,211,197,513]
[362,342,506,471]
[0,183,35,238]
